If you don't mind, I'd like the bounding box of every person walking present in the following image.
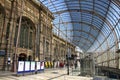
[74,60,77,69]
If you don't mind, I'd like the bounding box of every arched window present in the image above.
[14,17,35,49]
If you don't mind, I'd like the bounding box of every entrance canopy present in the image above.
[38,0,120,52]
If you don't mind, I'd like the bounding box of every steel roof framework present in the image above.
[39,0,120,52]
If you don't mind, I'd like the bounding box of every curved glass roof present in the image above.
[38,0,120,52]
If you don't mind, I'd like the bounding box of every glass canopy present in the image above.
[38,0,120,53]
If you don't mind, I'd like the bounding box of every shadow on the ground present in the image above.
[47,74,66,80]
[51,71,59,74]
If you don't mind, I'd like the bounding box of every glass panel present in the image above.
[25,27,28,48]
[81,32,89,39]
[107,12,117,26]
[114,23,120,41]
[90,28,99,37]
[71,12,81,21]
[73,23,81,30]
[82,24,90,32]
[102,23,111,37]
[14,26,18,46]
[107,33,115,47]
[29,32,32,49]
[20,25,24,47]
[92,16,103,29]
[97,33,105,43]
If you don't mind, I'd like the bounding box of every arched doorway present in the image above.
[18,53,27,61]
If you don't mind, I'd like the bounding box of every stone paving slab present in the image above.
[0,71,16,77]
[0,69,92,80]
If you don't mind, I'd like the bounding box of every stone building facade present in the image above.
[52,34,75,62]
[0,0,53,70]
[0,0,75,71]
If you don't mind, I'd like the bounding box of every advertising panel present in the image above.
[31,61,35,71]
[17,61,24,73]
[37,62,40,70]
[25,61,30,72]
[40,61,44,70]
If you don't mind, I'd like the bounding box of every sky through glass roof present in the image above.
[38,0,120,53]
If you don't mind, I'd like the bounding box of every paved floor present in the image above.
[0,68,92,80]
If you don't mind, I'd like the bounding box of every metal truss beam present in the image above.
[53,8,118,49]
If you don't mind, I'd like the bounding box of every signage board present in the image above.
[0,50,5,56]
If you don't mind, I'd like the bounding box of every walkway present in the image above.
[0,68,92,80]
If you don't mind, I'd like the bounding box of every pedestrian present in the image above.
[74,60,77,69]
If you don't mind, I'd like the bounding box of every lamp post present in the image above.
[79,52,82,74]
[92,53,96,77]
[67,54,69,75]
[5,0,15,71]
[14,0,24,72]
[67,48,71,75]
